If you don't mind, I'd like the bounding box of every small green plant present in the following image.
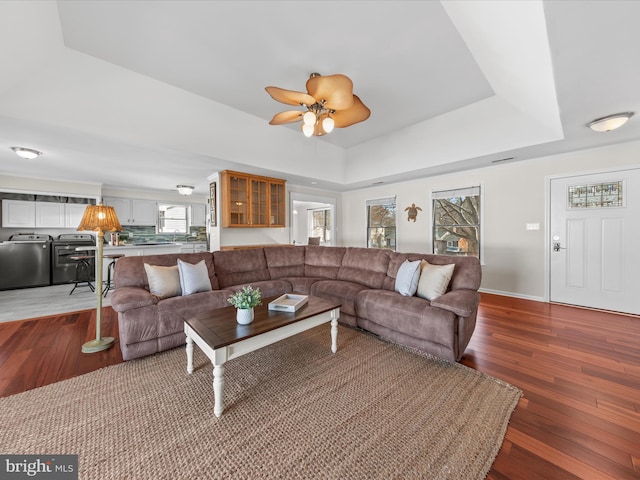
[228,286,262,309]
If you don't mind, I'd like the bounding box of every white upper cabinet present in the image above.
[66,204,89,229]
[190,203,206,226]
[35,202,65,228]
[104,197,157,226]
[2,200,36,228]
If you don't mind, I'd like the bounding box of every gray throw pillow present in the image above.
[144,263,182,299]
[178,259,212,296]
[394,259,422,296]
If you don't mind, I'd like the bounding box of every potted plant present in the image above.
[228,286,262,324]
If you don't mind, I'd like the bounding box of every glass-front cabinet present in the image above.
[221,170,286,227]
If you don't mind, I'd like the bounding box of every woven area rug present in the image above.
[0,326,521,479]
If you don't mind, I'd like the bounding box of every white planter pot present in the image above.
[236,307,254,325]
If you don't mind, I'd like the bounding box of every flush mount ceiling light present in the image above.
[176,185,194,196]
[587,112,634,132]
[11,147,42,159]
[266,73,370,137]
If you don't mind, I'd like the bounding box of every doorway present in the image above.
[549,168,640,314]
[289,192,336,246]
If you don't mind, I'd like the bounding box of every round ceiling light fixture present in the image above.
[11,147,43,159]
[176,185,195,196]
[586,112,634,132]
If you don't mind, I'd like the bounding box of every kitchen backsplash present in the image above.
[120,225,206,244]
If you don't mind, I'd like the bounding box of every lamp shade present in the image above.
[77,204,122,233]
[177,185,194,196]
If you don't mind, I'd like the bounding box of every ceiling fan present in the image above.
[265,73,370,137]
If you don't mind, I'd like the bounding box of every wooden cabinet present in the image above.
[220,171,286,227]
[104,197,157,226]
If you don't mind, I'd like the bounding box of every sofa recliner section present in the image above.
[112,246,482,362]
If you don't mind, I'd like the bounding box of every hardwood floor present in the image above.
[0,293,638,479]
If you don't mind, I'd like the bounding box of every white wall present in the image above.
[340,140,640,300]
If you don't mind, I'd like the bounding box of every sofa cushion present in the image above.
[157,289,235,338]
[226,280,292,299]
[416,261,455,301]
[280,277,325,295]
[178,259,212,295]
[213,249,270,288]
[394,260,422,296]
[337,247,390,289]
[310,279,369,317]
[144,264,182,298]
[355,289,457,347]
[304,246,346,279]
[265,246,305,278]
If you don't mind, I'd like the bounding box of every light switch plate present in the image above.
[526,223,540,230]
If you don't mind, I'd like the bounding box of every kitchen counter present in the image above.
[79,242,208,256]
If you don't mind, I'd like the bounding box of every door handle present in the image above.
[553,241,565,252]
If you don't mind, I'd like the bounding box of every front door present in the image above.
[549,168,640,315]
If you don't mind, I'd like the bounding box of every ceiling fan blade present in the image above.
[331,95,371,128]
[265,86,316,106]
[306,74,354,110]
[269,110,304,125]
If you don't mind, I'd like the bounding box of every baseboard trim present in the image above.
[478,288,546,303]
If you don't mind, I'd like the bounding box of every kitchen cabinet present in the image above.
[104,197,157,226]
[220,170,286,227]
[66,204,89,228]
[35,202,65,228]
[190,203,206,226]
[2,200,90,228]
[2,200,36,228]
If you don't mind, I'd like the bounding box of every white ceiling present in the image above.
[1,0,639,195]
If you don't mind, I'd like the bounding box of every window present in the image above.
[367,197,396,250]
[158,204,188,234]
[309,208,331,243]
[432,186,480,259]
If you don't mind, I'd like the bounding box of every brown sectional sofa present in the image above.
[111,246,482,363]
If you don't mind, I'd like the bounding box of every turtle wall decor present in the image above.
[404,203,422,222]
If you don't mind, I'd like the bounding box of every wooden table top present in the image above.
[185,295,341,350]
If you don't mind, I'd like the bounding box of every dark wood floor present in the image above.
[0,293,638,479]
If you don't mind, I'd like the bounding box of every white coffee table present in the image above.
[184,295,340,417]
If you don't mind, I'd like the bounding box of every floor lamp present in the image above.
[77,204,122,353]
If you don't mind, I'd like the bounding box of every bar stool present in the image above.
[69,254,95,295]
[103,253,125,297]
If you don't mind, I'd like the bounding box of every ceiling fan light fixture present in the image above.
[322,116,335,133]
[302,123,314,137]
[11,147,42,160]
[266,72,369,138]
[587,112,634,132]
[176,185,194,196]
[303,111,316,126]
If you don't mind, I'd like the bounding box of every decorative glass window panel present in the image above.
[432,186,480,259]
[568,181,623,208]
[366,197,396,250]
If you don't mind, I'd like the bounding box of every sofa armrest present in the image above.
[430,289,480,317]
[110,286,158,313]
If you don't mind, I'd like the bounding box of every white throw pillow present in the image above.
[178,259,212,296]
[416,261,455,301]
[394,260,422,296]
[144,263,182,299]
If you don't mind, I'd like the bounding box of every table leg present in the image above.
[213,364,225,417]
[186,335,194,374]
[331,317,338,353]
